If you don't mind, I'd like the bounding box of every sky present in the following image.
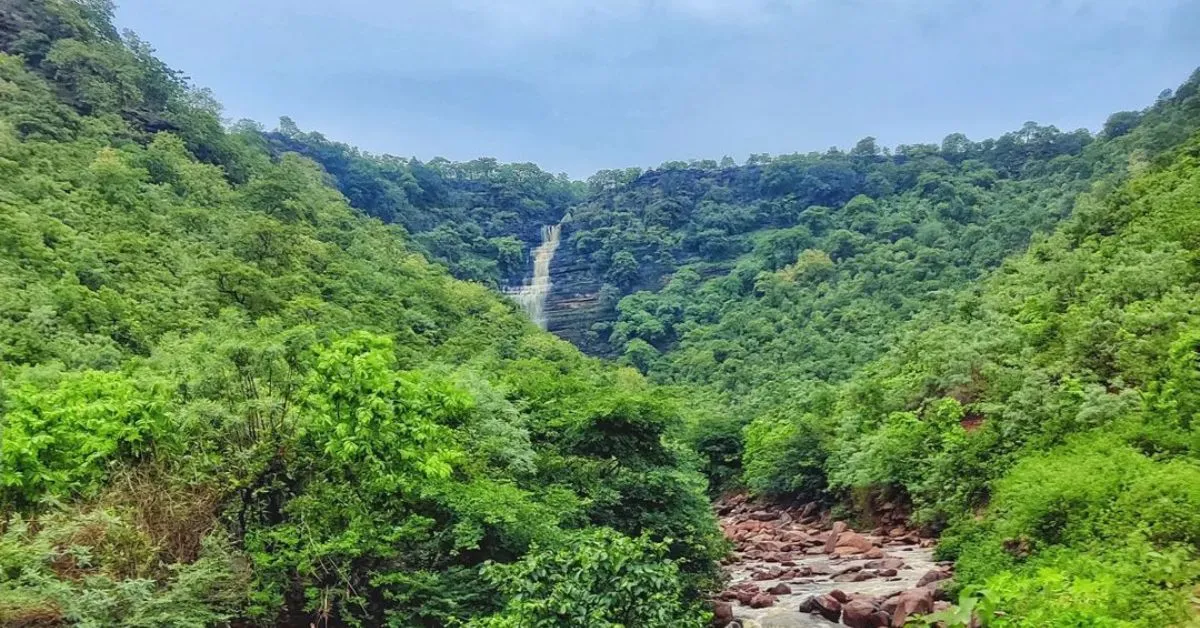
[115,0,1200,178]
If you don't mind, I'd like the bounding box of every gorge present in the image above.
[2,2,1200,625]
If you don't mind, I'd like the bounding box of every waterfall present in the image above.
[508,223,562,328]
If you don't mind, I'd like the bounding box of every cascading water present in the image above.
[508,223,562,328]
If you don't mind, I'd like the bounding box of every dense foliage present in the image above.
[4,1,1200,626]
[0,2,719,626]
[733,84,1200,624]
[261,122,581,287]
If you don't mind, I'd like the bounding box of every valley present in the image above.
[1,1,1200,626]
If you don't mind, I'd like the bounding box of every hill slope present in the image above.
[0,2,719,626]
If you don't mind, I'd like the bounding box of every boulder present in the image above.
[835,531,876,553]
[808,562,833,575]
[832,571,876,583]
[828,589,850,603]
[750,511,781,522]
[711,601,734,627]
[888,588,933,627]
[766,583,792,595]
[832,564,863,577]
[749,593,777,608]
[865,558,905,571]
[751,568,785,581]
[823,521,848,553]
[842,600,888,628]
[863,547,886,559]
[876,568,898,578]
[814,595,842,622]
[797,595,818,613]
[760,540,789,552]
[916,568,952,588]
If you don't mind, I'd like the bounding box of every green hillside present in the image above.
[2,0,1200,626]
[0,2,719,626]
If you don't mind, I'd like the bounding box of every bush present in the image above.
[468,528,708,628]
[945,433,1200,625]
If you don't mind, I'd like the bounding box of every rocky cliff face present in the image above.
[543,223,611,354]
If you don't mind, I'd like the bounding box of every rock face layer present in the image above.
[542,223,610,352]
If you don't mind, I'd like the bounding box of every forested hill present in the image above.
[0,2,720,626]
[3,0,1200,626]
[259,122,582,287]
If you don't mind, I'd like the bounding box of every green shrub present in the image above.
[468,528,708,628]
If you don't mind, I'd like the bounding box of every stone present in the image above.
[814,595,842,622]
[832,564,863,576]
[833,571,876,583]
[748,593,777,609]
[876,568,898,577]
[916,568,952,588]
[842,600,887,628]
[823,521,848,553]
[766,583,792,595]
[828,589,851,603]
[752,568,784,581]
[808,562,833,575]
[735,589,756,605]
[797,595,818,613]
[865,558,905,571]
[889,588,934,627]
[711,601,734,627]
[835,531,877,553]
[750,511,781,522]
[864,547,886,559]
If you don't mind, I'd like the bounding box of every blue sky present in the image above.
[115,1,1200,178]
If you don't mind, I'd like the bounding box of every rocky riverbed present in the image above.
[712,495,955,628]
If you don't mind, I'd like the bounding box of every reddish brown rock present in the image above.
[751,568,784,581]
[828,589,851,603]
[766,583,792,595]
[917,568,952,588]
[835,531,877,553]
[865,558,905,571]
[876,568,899,577]
[842,600,888,628]
[823,521,849,553]
[863,546,886,559]
[748,593,777,609]
[833,564,863,576]
[781,530,815,544]
[889,588,934,627]
[833,571,877,583]
[710,601,734,627]
[814,595,842,622]
[750,511,780,522]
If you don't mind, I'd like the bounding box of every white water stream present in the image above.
[508,224,562,328]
